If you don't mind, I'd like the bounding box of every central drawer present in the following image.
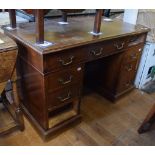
[86,36,129,61]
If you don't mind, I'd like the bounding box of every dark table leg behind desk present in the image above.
[138,103,155,133]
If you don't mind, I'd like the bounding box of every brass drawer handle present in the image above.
[130,36,138,42]
[58,75,73,85]
[114,42,125,50]
[131,53,137,59]
[91,48,103,56]
[59,56,74,66]
[57,91,71,102]
[125,82,130,87]
[125,64,133,72]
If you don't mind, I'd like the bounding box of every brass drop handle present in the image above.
[125,82,130,87]
[59,56,74,66]
[125,64,133,72]
[57,92,71,102]
[91,48,103,56]
[130,36,138,42]
[58,75,73,85]
[114,42,125,50]
[131,53,137,59]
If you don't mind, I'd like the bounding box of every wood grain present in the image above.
[0,32,24,136]
[3,16,149,54]
[3,16,149,138]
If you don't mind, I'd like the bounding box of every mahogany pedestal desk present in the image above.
[3,16,149,140]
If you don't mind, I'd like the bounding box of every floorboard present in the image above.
[0,89,155,146]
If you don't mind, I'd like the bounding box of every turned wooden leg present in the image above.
[138,103,155,133]
[62,12,67,22]
[12,80,25,131]
[93,9,103,34]
[8,9,16,28]
[35,9,44,44]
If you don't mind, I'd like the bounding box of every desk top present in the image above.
[3,16,149,54]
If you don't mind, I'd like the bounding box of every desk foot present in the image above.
[22,104,81,141]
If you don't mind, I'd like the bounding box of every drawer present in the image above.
[44,36,130,72]
[47,85,80,111]
[127,34,146,47]
[44,47,86,73]
[86,36,129,61]
[123,44,143,63]
[116,61,138,93]
[43,34,144,73]
[45,65,84,92]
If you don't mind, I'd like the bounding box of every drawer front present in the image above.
[44,34,145,73]
[86,36,129,61]
[47,85,80,111]
[123,44,143,63]
[46,65,84,92]
[116,60,138,93]
[127,34,146,47]
[87,34,146,61]
[44,36,130,73]
[44,47,86,73]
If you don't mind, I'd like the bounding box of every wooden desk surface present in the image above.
[3,16,149,54]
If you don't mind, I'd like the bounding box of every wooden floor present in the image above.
[1,89,155,146]
[0,103,17,136]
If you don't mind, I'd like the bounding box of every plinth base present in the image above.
[22,104,82,141]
